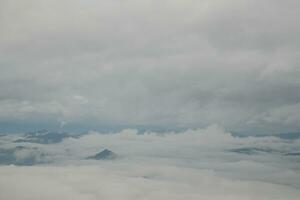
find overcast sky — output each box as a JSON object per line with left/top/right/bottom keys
{"left": 0, "top": 0, "right": 300, "bottom": 134}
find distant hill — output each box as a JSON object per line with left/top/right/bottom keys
{"left": 230, "top": 131, "right": 300, "bottom": 140}
{"left": 14, "top": 129, "right": 71, "bottom": 144}
{"left": 228, "top": 147, "right": 277, "bottom": 155}
{"left": 276, "top": 132, "right": 300, "bottom": 140}
{"left": 285, "top": 152, "right": 300, "bottom": 156}
{"left": 0, "top": 146, "right": 48, "bottom": 166}
{"left": 86, "top": 149, "right": 118, "bottom": 160}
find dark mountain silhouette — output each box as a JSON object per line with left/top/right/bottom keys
{"left": 86, "top": 149, "right": 117, "bottom": 160}
{"left": 0, "top": 146, "right": 47, "bottom": 166}
{"left": 14, "top": 129, "right": 71, "bottom": 144}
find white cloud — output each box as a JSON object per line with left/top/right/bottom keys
{"left": 3, "top": 125, "right": 296, "bottom": 185}
{"left": 0, "top": 164, "right": 299, "bottom": 200}
{"left": 1, "top": 125, "right": 300, "bottom": 199}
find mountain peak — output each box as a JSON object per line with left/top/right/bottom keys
{"left": 87, "top": 149, "right": 117, "bottom": 160}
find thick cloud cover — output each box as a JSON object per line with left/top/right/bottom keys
{"left": 1, "top": 165, "right": 300, "bottom": 200}
{"left": 0, "top": 126, "right": 300, "bottom": 199}
{"left": 0, "top": 0, "right": 300, "bottom": 133}
{"left": 1, "top": 1, "right": 300, "bottom": 197}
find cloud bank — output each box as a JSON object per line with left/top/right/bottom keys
{"left": 1, "top": 125, "right": 300, "bottom": 199}
{"left": 1, "top": 125, "right": 300, "bottom": 189}
{"left": 1, "top": 164, "right": 300, "bottom": 200}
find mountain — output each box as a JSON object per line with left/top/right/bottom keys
{"left": 87, "top": 149, "right": 118, "bottom": 160}
{"left": 228, "top": 147, "right": 277, "bottom": 155}
{"left": 0, "top": 146, "right": 47, "bottom": 166}
{"left": 285, "top": 152, "right": 300, "bottom": 156}
{"left": 14, "top": 129, "right": 71, "bottom": 144}
{"left": 276, "top": 132, "right": 300, "bottom": 140}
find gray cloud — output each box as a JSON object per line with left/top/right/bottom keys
{"left": 0, "top": 0, "right": 300, "bottom": 133}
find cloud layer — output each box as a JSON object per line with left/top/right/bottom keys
{"left": 1, "top": 125, "right": 300, "bottom": 199}
{"left": 1, "top": 164, "right": 300, "bottom": 200}
{"left": 1, "top": 126, "right": 300, "bottom": 185}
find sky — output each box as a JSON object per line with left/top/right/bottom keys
{"left": 1, "top": 0, "right": 300, "bottom": 134}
